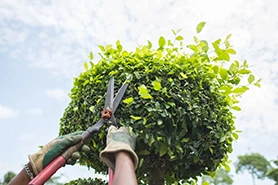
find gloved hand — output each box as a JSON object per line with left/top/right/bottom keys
{"left": 28, "top": 131, "right": 90, "bottom": 175}
{"left": 100, "top": 126, "right": 138, "bottom": 171}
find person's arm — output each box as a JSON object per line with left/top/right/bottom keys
{"left": 100, "top": 126, "right": 138, "bottom": 185}
{"left": 113, "top": 151, "right": 137, "bottom": 185}
{"left": 8, "top": 163, "right": 33, "bottom": 185}
{"left": 8, "top": 131, "right": 89, "bottom": 185}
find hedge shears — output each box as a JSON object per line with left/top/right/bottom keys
{"left": 29, "top": 76, "right": 130, "bottom": 185}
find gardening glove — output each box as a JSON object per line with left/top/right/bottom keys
{"left": 100, "top": 125, "right": 138, "bottom": 171}
{"left": 28, "top": 131, "right": 90, "bottom": 175}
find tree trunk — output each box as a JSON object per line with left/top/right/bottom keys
{"left": 149, "top": 166, "right": 165, "bottom": 185}
{"left": 252, "top": 172, "right": 255, "bottom": 185}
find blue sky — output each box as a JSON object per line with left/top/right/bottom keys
{"left": 0, "top": 0, "right": 278, "bottom": 184}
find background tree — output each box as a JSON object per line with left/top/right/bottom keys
{"left": 45, "top": 174, "right": 65, "bottom": 185}
{"left": 0, "top": 171, "right": 16, "bottom": 185}
{"left": 0, "top": 171, "right": 64, "bottom": 185}
{"left": 235, "top": 153, "right": 270, "bottom": 185}
{"left": 202, "top": 169, "right": 233, "bottom": 185}
{"left": 59, "top": 22, "right": 260, "bottom": 185}
{"left": 266, "top": 159, "right": 278, "bottom": 184}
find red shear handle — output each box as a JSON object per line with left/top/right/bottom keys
{"left": 28, "top": 156, "right": 66, "bottom": 185}
{"left": 108, "top": 168, "right": 114, "bottom": 185}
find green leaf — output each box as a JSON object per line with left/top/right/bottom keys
{"left": 117, "top": 45, "right": 123, "bottom": 52}
{"left": 159, "top": 142, "right": 168, "bottom": 156}
{"left": 130, "top": 115, "right": 142, "bottom": 120}
{"left": 89, "top": 106, "right": 95, "bottom": 112}
{"left": 248, "top": 74, "right": 255, "bottom": 84}
{"left": 212, "top": 65, "right": 219, "bottom": 73}
{"left": 147, "top": 40, "right": 152, "bottom": 49}
{"left": 157, "top": 50, "right": 163, "bottom": 58}
{"left": 152, "top": 81, "right": 161, "bottom": 91}
{"left": 224, "top": 164, "right": 231, "bottom": 172}
{"left": 84, "top": 62, "right": 88, "bottom": 71}
{"left": 89, "top": 61, "right": 94, "bottom": 68}
{"left": 209, "top": 147, "right": 214, "bottom": 154}
{"left": 220, "top": 68, "right": 228, "bottom": 80}
{"left": 73, "top": 107, "right": 78, "bottom": 112}
{"left": 225, "top": 40, "right": 230, "bottom": 48}
{"left": 138, "top": 150, "right": 150, "bottom": 155}
{"left": 83, "top": 79, "right": 89, "bottom": 86}
{"left": 225, "top": 34, "right": 232, "bottom": 41}
{"left": 193, "top": 36, "right": 199, "bottom": 43}
{"left": 219, "top": 85, "right": 233, "bottom": 94}
{"left": 159, "top": 36, "right": 166, "bottom": 47}
{"left": 229, "top": 63, "right": 238, "bottom": 74}
{"left": 215, "top": 38, "right": 221, "bottom": 44}
{"left": 232, "top": 132, "right": 239, "bottom": 140}
{"left": 176, "top": 145, "right": 184, "bottom": 153}
{"left": 226, "top": 48, "right": 236, "bottom": 54}
{"left": 139, "top": 158, "right": 144, "bottom": 168}
{"left": 180, "top": 72, "right": 188, "bottom": 79}
{"left": 181, "top": 138, "right": 190, "bottom": 143}
{"left": 254, "top": 78, "right": 262, "bottom": 87}
{"left": 122, "top": 51, "right": 129, "bottom": 57}
{"left": 217, "top": 52, "right": 230, "bottom": 61}
{"left": 212, "top": 40, "right": 221, "bottom": 54}
{"left": 176, "top": 36, "right": 183, "bottom": 41}
{"left": 220, "top": 136, "right": 226, "bottom": 142}
{"left": 138, "top": 85, "right": 153, "bottom": 99}
{"left": 238, "top": 69, "right": 251, "bottom": 74}
{"left": 168, "top": 39, "right": 173, "bottom": 46}
{"left": 98, "top": 45, "right": 105, "bottom": 51}
{"left": 116, "top": 40, "right": 120, "bottom": 46}
{"left": 148, "top": 135, "right": 155, "bottom": 146}
{"left": 232, "top": 86, "right": 249, "bottom": 95}
{"left": 187, "top": 44, "right": 197, "bottom": 52}
{"left": 202, "top": 182, "right": 209, "bottom": 185}
{"left": 232, "top": 106, "right": 241, "bottom": 111}
{"left": 254, "top": 83, "right": 261, "bottom": 88}
{"left": 196, "top": 22, "right": 206, "bottom": 33}
{"left": 157, "top": 119, "right": 163, "bottom": 125}
{"left": 123, "top": 97, "right": 134, "bottom": 104}
{"left": 88, "top": 52, "right": 94, "bottom": 60}
{"left": 199, "top": 40, "right": 209, "bottom": 52}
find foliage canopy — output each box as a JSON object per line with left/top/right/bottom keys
{"left": 267, "top": 160, "right": 278, "bottom": 184}
{"left": 202, "top": 169, "right": 233, "bottom": 185}
{"left": 235, "top": 153, "right": 270, "bottom": 185}
{"left": 59, "top": 23, "right": 260, "bottom": 184}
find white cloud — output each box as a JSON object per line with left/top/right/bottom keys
{"left": 0, "top": 0, "right": 276, "bottom": 78}
{"left": 0, "top": 105, "right": 18, "bottom": 119}
{"left": 45, "top": 89, "right": 68, "bottom": 102}
{"left": 26, "top": 108, "right": 43, "bottom": 116}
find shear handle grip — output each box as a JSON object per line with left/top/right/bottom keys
{"left": 28, "top": 156, "right": 66, "bottom": 185}
{"left": 29, "top": 125, "right": 101, "bottom": 185}
{"left": 28, "top": 141, "right": 85, "bottom": 185}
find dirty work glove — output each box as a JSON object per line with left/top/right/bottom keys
{"left": 100, "top": 126, "right": 138, "bottom": 171}
{"left": 28, "top": 131, "right": 90, "bottom": 175}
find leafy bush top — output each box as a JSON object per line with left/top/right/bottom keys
{"left": 65, "top": 177, "right": 106, "bottom": 185}
{"left": 60, "top": 23, "right": 260, "bottom": 184}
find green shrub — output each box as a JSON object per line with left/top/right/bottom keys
{"left": 60, "top": 23, "right": 260, "bottom": 184}
{"left": 65, "top": 177, "right": 106, "bottom": 185}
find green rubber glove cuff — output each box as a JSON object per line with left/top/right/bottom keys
{"left": 28, "top": 131, "right": 84, "bottom": 175}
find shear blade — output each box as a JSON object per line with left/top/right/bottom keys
{"left": 104, "top": 77, "right": 114, "bottom": 110}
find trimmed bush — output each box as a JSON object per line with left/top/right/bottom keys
{"left": 60, "top": 23, "right": 260, "bottom": 184}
